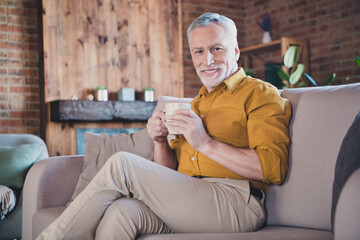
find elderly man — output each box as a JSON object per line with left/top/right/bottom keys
{"left": 37, "top": 12, "right": 291, "bottom": 240}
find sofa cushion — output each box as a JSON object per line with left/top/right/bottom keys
{"left": 32, "top": 210, "right": 333, "bottom": 240}
{"left": 70, "top": 129, "right": 154, "bottom": 202}
{"left": 266, "top": 83, "right": 360, "bottom": 230}
{"left": 138, "top": 226, "right": 332, "bottom": 240}
{"left": 331, "top": 111, "right": 360, "bottom": 231}
{"left": 0, "top": 143, "right": 45, "bottom": 188}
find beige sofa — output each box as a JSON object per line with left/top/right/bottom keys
{"left": 23, "top": 83, "right": 360, "bottom": 240}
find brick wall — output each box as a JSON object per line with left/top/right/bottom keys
{"left": 0, "top": 0, "right": 39, "bottom": 134}
{"left": 242, "top": 0, "right": 360, "bottom": 86}
{"left": 182, "top": 0, "right": 360, "bottom": 97}
{"left": 1, "top": 0, "right": 359, "bottom": 135}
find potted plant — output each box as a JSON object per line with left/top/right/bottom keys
{"left": 95, "top": 85, "right": 108, "bottom": 101}
{"left": 277, "top": 46, "right": 336, "bottom": 88}
{"left": 257, "top": 14, "right": 271, "bottom": 43}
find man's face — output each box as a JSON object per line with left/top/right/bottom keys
{"left": 189, "top": 23, "right": 239, "bottom": 92}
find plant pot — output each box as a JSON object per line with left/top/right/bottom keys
{"left": 262, "top": 31, "right": 271, "bottom": 43}
{"left": 96, "top": 89, "right": 108, "bottom": 101}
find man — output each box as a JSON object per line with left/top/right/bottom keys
{"left": 37, "top": 12, "right": 291, "bottom": 240}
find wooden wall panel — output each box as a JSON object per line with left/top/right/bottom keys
{"left": 42, "top": 0, "right": 183, "bottom": 156}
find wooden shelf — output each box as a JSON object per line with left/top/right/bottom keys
{"left": 240, "top": 37, "right": 309, "bottom": 73}
{"left": 240, "top": 39, "right": 282, "bottom": 55}
{"left": 50, "top": 100, "right": 157, "bottom": 122}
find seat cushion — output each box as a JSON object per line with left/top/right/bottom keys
{"left": 33, "top": 207, "right": 65, "bottom": 239}
{"left": 33, "top": 210, "right": 333, "bottom": 240}
{"left": 138, "top": 226, "right": 332, "bottom": 240}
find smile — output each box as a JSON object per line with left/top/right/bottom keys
{"left": 202, "top": 68, "right": 219, "bottom": 76}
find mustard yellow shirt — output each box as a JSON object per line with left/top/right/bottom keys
{"left": 170, "top": 68, "right": 292, "bottom": 192}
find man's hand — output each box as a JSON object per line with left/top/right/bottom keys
{"left": 166, "top": 109, "right": 263, "bottom": 180}
{"left": 147, "top": 110, "right": 168, "bottom": 143}
{"left": 166, "top": 109, "right": 212, "bottom": 151}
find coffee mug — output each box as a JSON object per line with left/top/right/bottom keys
{"left": 164, "top": 102, "right": 191, "bottom": 134}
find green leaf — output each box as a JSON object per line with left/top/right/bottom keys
{"left": 296, "top": 82, "right": 307, "bottom": 87}
{"left": 283, "top": 46, "right": 298, "bottom": 68}
{"left": 277, "top": 69, "right": 289, "bottom": 80}
{"left": 143, "top": 87, "right": 154, "bottom": 91}
{"left": 355, "top": 56, "right": 360, "bottom": 68}
{"left": 282, "top": 80, "right": 290, "bottom": 88}
{"left": 304, "top": 73, "right": 318, "bottom": 86}
{"left": 324, "top": 73, "right": 336, "bottom": 86}
{"left": 289, "top": 63, "right": 305, "bottom": 85}
{"left": 95, "top": 85, "right": 108, "bottom": 90}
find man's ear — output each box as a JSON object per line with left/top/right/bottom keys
{"left": 235, "top": 46, "right": 240, "bottom": 61}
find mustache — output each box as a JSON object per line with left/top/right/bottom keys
{"left": 198, "top": 66, "right": 221, "bottom": 72}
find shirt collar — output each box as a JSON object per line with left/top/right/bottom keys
{"left": 224, "top": 67, "right": 247, "bottom": 93}
{"left": 198, "top": 67, "right": 247, "bottom": 96}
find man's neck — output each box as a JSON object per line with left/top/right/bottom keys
{"left": 206, "top": 66, "right": 239, "bottom": 93}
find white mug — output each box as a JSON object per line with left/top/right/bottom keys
{"left": 165, "top": 102, "right": 191, "bottom": 135}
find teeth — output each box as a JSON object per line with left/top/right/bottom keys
{"left": 204, "top": 69, "right": 217, "bottom": 73}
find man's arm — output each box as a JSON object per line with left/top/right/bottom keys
{"left": 199, "top": 139, "right": 263, "bottom": 180}
{"left": 147, "top": 110, "right": 177, "bottom": 170}
{"left": 166, "top": 109, "right": 263, "bottom": 180}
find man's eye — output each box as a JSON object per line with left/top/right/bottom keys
{"left": 194, "top": 50, "right": 202, "bottom": 54}
{"left": 214, "top": 47, "right": 222, "bottom": 52}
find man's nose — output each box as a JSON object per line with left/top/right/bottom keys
{"left": 204, "top": 51, "right": 214, "bottom": 66}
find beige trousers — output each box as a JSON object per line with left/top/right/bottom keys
{"left": 37, "top": 152, "right": 266, "bottom": 240}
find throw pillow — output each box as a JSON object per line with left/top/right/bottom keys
{"left": 0, "top": 185, "right": 16, "bottom": 220}
{"left": 0, "top": 143, "right": 45, "bottom": 189}
{"left": 70, "top": 128, "right": 154, "bottom": 201}
{"left": 331, "top": 111, "right": 360, "bottom": 231}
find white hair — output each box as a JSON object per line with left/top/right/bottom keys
{"left": 187, "top": 12, "right": 238, "bottom": 46}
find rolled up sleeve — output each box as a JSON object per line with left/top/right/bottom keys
{"left": 247, "top": 84, "right": 292, "bottom": 184}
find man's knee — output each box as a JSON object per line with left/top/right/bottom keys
{"left": 109, "top": 151, "right": 131, "bottom": 162}
{"left": 104, "top": 151, "right": 133, "bottom": 171}
{"left": 107, "top": 151, "right": 150, "bottom": 170}
{"left": 108, "top": 198, "right": 143, "bottom": 221}
{"left": 95, "top": 199, "right": 153, "bottom": 239}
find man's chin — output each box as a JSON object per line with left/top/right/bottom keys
{"left": 199, "top": 77, "right": 224, "bottom": 90}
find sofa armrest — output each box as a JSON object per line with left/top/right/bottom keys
{"left": 22, "top": 155, "right": 84, "bottom": 240}
{"left": 334, "top": 168, "right": 360, "bottom": 240}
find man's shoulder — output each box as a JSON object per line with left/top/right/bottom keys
{"left": 238, "top": 76, "right": 279, "bottom": 95}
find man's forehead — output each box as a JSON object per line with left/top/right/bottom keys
{"left": 191, "top": 23, "right": 226, "bottom": 36}
{"left": 189, "top": 24, "right": 230, "bottom": 46}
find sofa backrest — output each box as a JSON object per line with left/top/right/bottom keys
{"left": 265, "top": 83, "right": 360, "bottom": 231}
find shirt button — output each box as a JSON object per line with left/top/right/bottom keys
{"left": 190, "top": 157, "right": 195, "bottom": 161}
{"left": 200, "top": 114, "right": 204, "bottom": 118}
{"left": 223, "top": 89, "right": 226, "bottom": 93}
